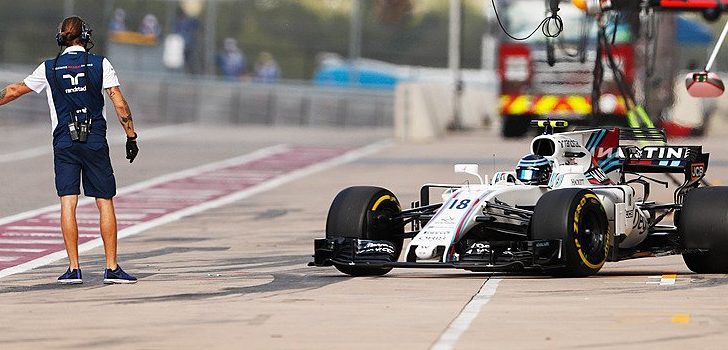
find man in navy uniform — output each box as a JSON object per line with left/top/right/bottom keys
{"left": 0, "top": 16, "right": 139, "bottom": 284}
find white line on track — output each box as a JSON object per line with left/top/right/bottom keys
{"left": 0, "top": 123, "right": 192, "bottom": 163}
{"left": 0, "top": 144, "right": 288, "bottom": 228}
{"left": 3, "top": 232, "right": 97, "bottom": 238}
{"left": 0, "top": 140, "right": 392, "bottom": 279}
{"left": 432, "top": 278, "right": 502, "bottom": 350}
{"left": 7, "top": 226, "right": 66, "bottom": 231}
{"left": 0, "top": 239, "right": 65, "bottom": 245}
{"left": 0, "top": 248, "right": 46, "bottom": 253}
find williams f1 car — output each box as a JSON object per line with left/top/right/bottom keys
{"left": 311, "top": 121, "right": 728, "bottom": 277}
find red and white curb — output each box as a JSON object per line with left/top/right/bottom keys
{"left": 0, "top": 141, "right": 391, "bottom": 279}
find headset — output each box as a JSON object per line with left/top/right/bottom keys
{"left": 56, "top": 17, "right": 92, "bottom": 47}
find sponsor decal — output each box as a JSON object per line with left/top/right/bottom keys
{"left": 535, "top": 241, "right": 551, "bottom": 248}
{"left": 53, "top": 64, "right": 93, "bottom": 71}
{"left": 465, "top": 242, "right": 491, "bottom": 255}
{"left": 418, "top": 230, "right": 451, "bottom": 241}
{"left": 558, "top": 139, "right": 580, "bottom": 148}
{"left": 63, "top": 72, "right": 87, "bottom": 94}
{"left": 63, "top": 72, "right": 85, "bottom": 86}
{"left": 573, "top": 194, "right": 609, "bottom": 269}
{"left": 625, "top": 146, "right": 692, "bottom": 160}
{"left": 642, "top": 146, "right": 690, "bottom": 159}
{"left": 691, "top": 163, "right": 705, "bottom": 180}
{"left": 571, "top": 178, "right": 586, "bottom": 186}
{"left": 64, "top": 86, "right": 87, "bottom": 94}
{"left": 357, "top": 241, "right": 395, "bottom": 255}
{"left": 438, "top": 216, "right": 456, "bottom": 225}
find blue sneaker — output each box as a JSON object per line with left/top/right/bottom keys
{"left": 58, "top": 268, "right": 82, "bottom": 285}
{"left": 103, "top": 265, "right": 137, "bottom": 284}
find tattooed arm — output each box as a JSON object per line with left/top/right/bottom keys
{"left": 104, "top": 86, "right": 136, "bottom": 138}
{"left": 0, "top": 81, "right": 32, "bottom": 106}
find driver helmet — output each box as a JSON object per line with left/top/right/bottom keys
{"left": 516, "top": 154, "right": 552, "bottom": 185}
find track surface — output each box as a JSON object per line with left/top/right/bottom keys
{"left": 0, "top": 144, "right": 351, "bottom": 275}
{"left": 1, "top": 123, "right": 727, "bottom": 349}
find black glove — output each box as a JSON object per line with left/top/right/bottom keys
{"left": 126, "top": 133, "right": 139, "bottom": 163}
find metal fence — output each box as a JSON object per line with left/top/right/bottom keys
{"left": 0, "top": 72, "right": 394, "bottom": 128}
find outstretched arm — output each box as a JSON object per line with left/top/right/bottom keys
{"left": 0, "top": 82, "right": 32, "bottom": 106}
{"left": 104, "top": 86, "right": 136, "bottom": 138}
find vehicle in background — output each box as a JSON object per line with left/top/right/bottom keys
{"left": 497, "top": 0, "right": 635, "bottom": 137}
{"left": 312, "top": 55, "right": 496, "bottom": 90}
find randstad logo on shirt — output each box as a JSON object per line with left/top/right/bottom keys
{"left": 63, "top": 72, "right": 87, "bottom": 94}
{"left": 65, "top": 86, "right": 87, "bottom": 93}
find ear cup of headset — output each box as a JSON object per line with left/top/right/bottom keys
{"left": 80, "top": 22, "right": 92, "bottom": 44}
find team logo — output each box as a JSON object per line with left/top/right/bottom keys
{"left": 63, "top": 72, "right": 87, "bottom": 93}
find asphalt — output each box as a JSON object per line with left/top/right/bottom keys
{"left": 0, "top": 122, "right": 727, "bottom": 349}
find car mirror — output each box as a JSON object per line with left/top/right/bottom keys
{"left": 454, "top": 164, "right": 484, "bottom": 185}
{"left": 686, "top": 71, "right": 725, "bottom": 98}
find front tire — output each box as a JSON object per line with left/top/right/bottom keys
{"left": 531, "top": 189, "right": 610, "bottom": 277}
{"left": 325, "top": 186, "right": 404, "bottom": 276}
{"left": 679, "top": 187, "right": 728, "bottom": 273}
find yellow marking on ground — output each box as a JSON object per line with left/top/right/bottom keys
{"left": 660, "top": 274, "right": 677, "bottom": 285}
{"left": 671, "top": 314, "right": 691, "bottom": 324}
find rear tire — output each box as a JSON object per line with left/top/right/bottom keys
{"left": 679, "top": 187, "right": 728, "bottom": 273}
{"left": 326, "top": 186, "right": 404, "bottom": 276}
{"left": 531, "top": 189, "right": 610, "bottom": 277}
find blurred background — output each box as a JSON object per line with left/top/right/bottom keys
{"left": 0, "top": 0, "right": 727, "bottom": 138}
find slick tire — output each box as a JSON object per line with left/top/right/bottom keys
{"left": 326, "top": 186, "right": 404, "bottom": 276}
{"left": 679, "top": 187, "right": 728, "bottom": 273}
{"left": 532, "top": 189, "right": 610, "bottom": 277}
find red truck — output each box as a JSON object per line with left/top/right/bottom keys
{"left": 497, "top": 0, "right": 636, "bottom": 137}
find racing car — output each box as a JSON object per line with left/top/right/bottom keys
{"left": 310, "top": 121, "right": 728, "bottom": 277}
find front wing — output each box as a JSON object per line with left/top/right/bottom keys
{"left": 310, "top": 237, "right": 565, "bottom": 273}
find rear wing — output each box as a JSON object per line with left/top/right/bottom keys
{"left": 619, "top": 128, "right": 667, "bottom": 144}
{"left": 621, "top": 145, "right": 709, "bottom": 186}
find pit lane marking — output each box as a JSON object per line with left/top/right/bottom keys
{"left": 432, "top": 278, "right": 502, "bottom": 350}
{"left": 0, "top": 140, "right": 391, "bottom": 279}
{"left": 672, "top": 313, "right": 691, "bottom": 324}
{"left": 647, "top": 274, "right": 678, "bottom": 285}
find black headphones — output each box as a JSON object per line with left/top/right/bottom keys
{"left": 56, "top": 17, "right": 92, "bottom": 47}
